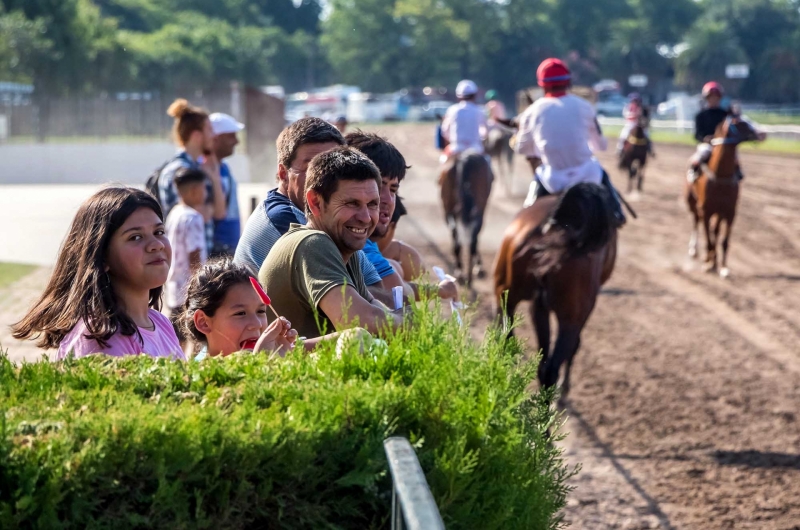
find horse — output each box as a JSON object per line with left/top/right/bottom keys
{"left": 439, "top": 145, "right": 493, "bottom": 286}
{"left": 618, "top": 115, "right": 649, "bottom": 194}
{"left": 484, "top": 124, "right": 515, "bottom": 195}
{"left": 685, "top": 115, "right": 761, "bottom": 278}
{"left": 493, "top": 183, "right": 617, "bottom": 401}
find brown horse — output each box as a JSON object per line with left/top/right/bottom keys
{"left": 618, "top": 115, "right": 649, "bottom": 194}
{"left": 685, "top": 115, "right": 762, "bottom": 278}
{"left": 439, "top": 151, "right": 493, "bottom": 286}
{"left": 493, "top": 183, "right": 617, "bottom": 399}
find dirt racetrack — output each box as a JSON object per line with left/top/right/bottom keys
{"left": 381, "top": 123, "right": 800, "bottom": 529}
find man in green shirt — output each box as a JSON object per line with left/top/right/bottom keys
{"left": 259, "top": 146, "right": 406, "bottom": 338}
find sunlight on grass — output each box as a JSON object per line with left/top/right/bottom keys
{"left": 0, "top": 263, "right": 36, "bottom": 289}
{"left": 603, "top": 125, "right": 800, "bottom": 155}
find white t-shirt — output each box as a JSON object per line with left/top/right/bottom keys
{"left": 515, "top": 94, "right": 608, "bottom": 194}
{"left": 441, "top": 101, "right": 487, "bottom": 154}
{"left": 165, "top": 203, "right": 207, "bottom": 309}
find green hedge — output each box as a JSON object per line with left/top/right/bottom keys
{"left": 0, "top": 302, "right": 573, "bottom": 529}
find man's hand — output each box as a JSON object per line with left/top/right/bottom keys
{"left": 437, "top": 278, "right": 459, "bottom": 300}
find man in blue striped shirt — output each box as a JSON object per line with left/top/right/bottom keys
{"left": 234, "top": 117, "right": 388, "bottom": 301}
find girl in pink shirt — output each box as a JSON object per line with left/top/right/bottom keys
{"left": 13, "top": 187, "right": 184, "bottom": 360}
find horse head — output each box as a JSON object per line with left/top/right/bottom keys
{"left": 712, "top": 114, "right": 760, "bottom": 147}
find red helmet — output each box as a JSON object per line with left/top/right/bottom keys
{"left": 702, "top": 81, "right": 723, "bottom": 98}
{"left": 537, "top": 58, "right": 571, "bottom": 88}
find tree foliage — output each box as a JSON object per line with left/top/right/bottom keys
{"left": 1, "top": 0, "right": 799, "bottom": 102}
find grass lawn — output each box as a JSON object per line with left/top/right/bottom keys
{"left": 743, "top": 111, "right": 800, "bottom": 126}
{"left": 0, "top": 262, "right": 37, "bottom": 289}
{"left": 603, "top": 125, "right": 800, "bottom": 155}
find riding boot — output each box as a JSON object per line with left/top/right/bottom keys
{"left": 601, "top": 171, "right": 626, "bottom": 227}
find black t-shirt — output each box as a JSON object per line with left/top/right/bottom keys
{"left": 695, "top": 108, "right": 728, "bottom": 143}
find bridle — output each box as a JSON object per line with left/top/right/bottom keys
{"left": 710, "top": 116, "right": 741, "bottom": 146}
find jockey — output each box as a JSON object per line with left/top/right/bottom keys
{"left": 687, "top": 81, "right": 765, "bottom": 182}
{"left": 440, "top": 80, "right": 487, "bottom": 160}
{"left": 516, "top": 58, "right": 626, "bottom": 226}
{"left": 484, "top": 90, "right": 507, "bottom": 126}
{"left": 617, "top": 92, "right": 653, "bottom": 155}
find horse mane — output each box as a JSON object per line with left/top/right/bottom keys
{"left": 517, "top": 183, "right": 615, "bottom": 278}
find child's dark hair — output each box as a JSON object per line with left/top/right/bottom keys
{"left": 174, "top": 167, "right": 207, "bottom": 190}
{"left": 179, "top": 256, "right": 252, "bottom": 345}
{"left": 13, "top": 187, "right": 164, "bottom": 349}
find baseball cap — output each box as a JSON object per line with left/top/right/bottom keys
{"left": 209, "top": 112, "right": 245, "bottom": 135}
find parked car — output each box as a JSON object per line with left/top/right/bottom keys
{"left": 594, "top": 93, "right": 627, "bottom": 117}
{"left": 412, "top": 100, "right": 451, "bottom": 121}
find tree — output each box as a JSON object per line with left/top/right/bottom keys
{"left": 674, "top": 18, "right": 748, "bottom": 92}
{"left": 0, "top": 9, "right": 53, "bottom": 83}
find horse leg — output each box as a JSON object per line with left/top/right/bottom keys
{"left": 559, "top": 335, "right": 581, "bottom": 408}
{"left": 703, "top": 214, "right": 717, "bottom": 272}
{"left": 719, "top": 217, "right": 733, "bottom": 278}
{"left": 539, "top": 324, "right": 581, "bottom": 398}
{"left": 531, "top": 291, "right": 551, "bottom": 383}
{"left": 469, "top": 213, "right": 486, "bottom": 281}
{"left": 637, "top": 159, "right": 644, "bottom": 192}
{"left": 448, "top": 215, "right": 463, "bottom": 281}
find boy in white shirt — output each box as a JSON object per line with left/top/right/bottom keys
{"left": 165, "top": 168, "right": 208, "bottom": 326}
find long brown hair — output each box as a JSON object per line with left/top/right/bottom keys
{"left": 167, "top": 98, "right": 209, "bottom": 146}
{"left": 12, "top": 187, "right": 165, "bottom": 349}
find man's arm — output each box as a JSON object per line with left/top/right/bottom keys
{"left": 203, "top": 154, "right": 227, "bottom": 221}
{"left": 318, "top": 284, "right": 404, "bottom": 336}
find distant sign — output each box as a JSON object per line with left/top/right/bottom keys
{"left": 628, "top": 74, "right": 648, "bottom": 87}
{"left": 725, "top": 64, "right": 750, "bottom": 79}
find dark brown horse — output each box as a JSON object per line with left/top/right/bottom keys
{"left": 618, "top": 115, "right": 649, "bottom": 194}
{"left": 439, "top": 150, "right": 493, "bottom": 286}
{"left": 685, "top": 115, "right": 762, "bottom": 278}
{"left": 493, "top": 183, "right": 617, "bottom": 400}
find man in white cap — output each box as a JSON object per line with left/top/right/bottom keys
{"left": 440, "top": 80, "right": 487, "bottom": 162}
{"left": 208, "top": 112, "right": 244, "bottom": 255}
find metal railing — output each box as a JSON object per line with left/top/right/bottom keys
{"left": 383, "top": 437, "right": 445, "bottom": 530}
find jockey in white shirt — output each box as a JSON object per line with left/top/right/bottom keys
{"left": 440, "top": 80, "right": 487, "bottom": 159}
{"left": 516, "top": 57, "right": 626, "bottom": 225}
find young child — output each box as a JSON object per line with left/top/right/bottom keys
{"left": 13, "top": 187, "right": 184, "bottom": 360}
{"left": 164, "top": 167, "right": 208, "bottom": 321}
{"left": 180, "top": 257, "right": 361, "bottom": 359}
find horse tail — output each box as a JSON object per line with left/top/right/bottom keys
{"left": 524, "top": 183, "right": 615, "bottom": 278}
{"left": 458, "top": 154, "right": 482, "bottom": 225}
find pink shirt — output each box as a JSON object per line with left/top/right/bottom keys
{"left": 56, "top": 309, "right": 185, "bottom": 361}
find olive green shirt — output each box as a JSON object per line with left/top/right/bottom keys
{"left": 258, "top": 224, "right": 373, "bottom": 338}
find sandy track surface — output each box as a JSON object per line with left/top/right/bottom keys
{"left": 3, "top": 123, "right": 798, "bottom": 528}
{"left": 382, "top": 123, "right": 800, "bottom": 529}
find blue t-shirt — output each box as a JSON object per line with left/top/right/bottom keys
{"left": 362, "top": 239, "right": 395, "bottom": 279}
{"left": 212, "top": 161, "right": 241, "bottom": 253}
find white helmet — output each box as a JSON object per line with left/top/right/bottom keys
{"left": 455, "top": 79, "right": 478, "bottom": 98}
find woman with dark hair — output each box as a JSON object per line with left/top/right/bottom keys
{"left": 13, "top": 187, "right": 184, "bottom": 360}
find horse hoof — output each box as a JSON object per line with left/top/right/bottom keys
{"left": 688, "top": 247, "right": 697, "bottom": 259}
{"left": 720, "top": 267, "right": 731, "bottom": 279}
{"left": 474, "top": 267, "right": 486, "bottom": 280}
{"left": 704, "top": 263, "right": 717, "bottom": 274}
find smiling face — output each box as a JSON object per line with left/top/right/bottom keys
{"left": 373, "top": 175, "right": 399, "bottom": 239}
{"left": 308, "top": 179, "right": 379, "bottom": 259}
{"left": 194, "top": 282, "right": 268, "bottom": 356}
{"left": 278, "top": 141, "right": 341, "bottom": 210}
{"left": 104, "top": 207, "right": 171, "bottom": 295}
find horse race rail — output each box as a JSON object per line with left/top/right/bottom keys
{"left": 383, "top": 437, "right": 445, "bottom": 530}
